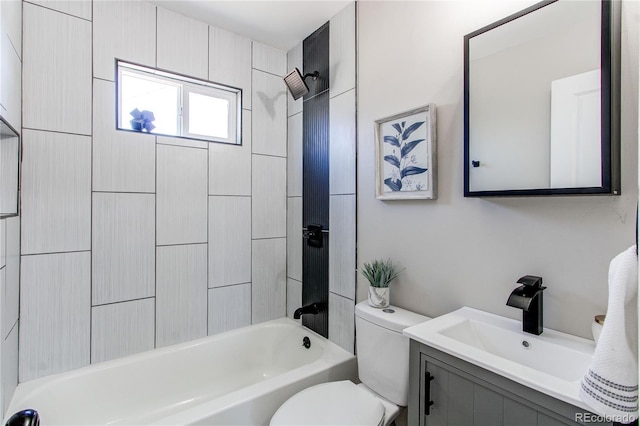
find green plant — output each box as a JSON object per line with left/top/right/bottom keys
{"left": 360, "top": 259, "right": 403, "bottom": 288}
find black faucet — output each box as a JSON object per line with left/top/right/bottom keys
{"left": 6, "top": 409, "right": 40, "bottom": 426}
{"left": 506, "top": 275, "right": 546, "bottom": 335}
{"left": 293, "top": 303, "right": 320, "bottom": 319}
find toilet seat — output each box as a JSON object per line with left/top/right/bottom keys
{"left": 270, "top": 380, "right": 385, "bottom": 426}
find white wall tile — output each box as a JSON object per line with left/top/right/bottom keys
{"left": 287, "top": 112, "right": 303, "bottom": 197}
{"left": 157, "top": 8, "right": 208, "bottom": 80}
{"left": 156, "top": 244, "right": 208, "bottom": 347}
{"left": 93, "top": 0, "right": 156, "bottom": 81}
{"left": 0, "top": 220, "right": 4, "bottom": 268}
{"left": 21, "top": 130, "right": 91, "bottom": 255}
{"left": 91, "top": 298, "right": 155, "bottom": 364}
{"left": 286, "top": 43, "right": 303, "bottom": 117}
{"left": 252, "top": 41, "right": 286, "bottom": 76}
{"left": 252, "top": 70, "right": 287, "bottom": 157}
{"left": 29, "top": 0, "right": 91, "bottom": 20}
{"left": 2, "top": 0, "right": 22, "bottom": 58}
{"left": 330, "top": 89, "right": 356, "bottom": 195}
{"left": 252, "top": 238, "right": 286, "bottom": 324}
{"left": 20, "top": 252, "right": 91, "bottom": 381}
{"left": 0, "top": 269, "right": 4, "bottom": 337}
{"left": 329, "top": 292, "right": 355, "bottom": 354}
{"left": 93, "top": 79, "right": 156, "bottom": 193}
{"left": 209, "top": 110, "right": 252, "bottom": 196}
{"left": 329, "top": 2, "right": 356, "bottom": 97}
{"left": 252, "top": 155, "right": 287, "bottom": 239}
{"left": 157, "top": 144, "right": 208, "bottom": 245}
{"left": 23, "top": 3, "right": 91, "bottom": 134}
{"left": 329, "top": 195, "right": 356, "bottom": 299}
{"left": 287, "top": 197, "right": 302, "bottom": 281}
{"left": 209, "top": 26, "right": 252, "bottom": 110}
{"left": 209, "top": 196, "right": 251, "bottom": 287}
{"left": 0, "top": 134, "right": 19, "bottom": 217}
{"left": 208, "top": 284, "right": 251, "bottom": 335}
{"left": 92, "top": 193, "right": 155, "bottom": 305}
{"left": 1, "top": 33, "right": 21, "bottom": 129}
{"left": 4, "top": 217, "right": 19, "bottom": 339}
{"left": 157, "top": 135, "right": 207, "bottom": 150}
{"left": 286, "top": 278, "right": 302, "bottom": 323}
{"left": 2, "top": 322, "right": 18, "bottom": 415}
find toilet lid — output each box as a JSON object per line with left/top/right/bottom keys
{"left": 270, "top": 381, "right": 385, "bottom": 426}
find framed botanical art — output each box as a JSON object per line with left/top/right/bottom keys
{"left": 375, "top": 104, "right": 437, "bottom": 200}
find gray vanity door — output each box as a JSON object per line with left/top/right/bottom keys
{"left": 419, "top": 354, "right": 577, "bottom": 426}
{"left": 419, "top": 359, "right": 474, "bottom": 426}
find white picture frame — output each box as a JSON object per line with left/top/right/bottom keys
{"left": 375, "top": 104, "right": 437, "bottom": 200}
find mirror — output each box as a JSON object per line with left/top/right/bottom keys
{"left": 0, "top": 117, "right": 20, "bottom": 218}
{"left": 464, "top": 0, "right": 620, "bottom": 196}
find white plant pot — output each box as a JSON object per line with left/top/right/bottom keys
{"left": 368, "top": 286, "right": 390, "bottom": 308}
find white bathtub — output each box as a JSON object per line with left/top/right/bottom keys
{"left": 4, "top": 318, "right": 357, "bottom": 425}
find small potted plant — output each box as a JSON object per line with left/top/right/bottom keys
{"left": 360, "top": 259, "right": 402, "bottom": 308}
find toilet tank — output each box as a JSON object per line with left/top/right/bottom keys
{"left": 355, "top": 301, "right": 430, "bottom": 406}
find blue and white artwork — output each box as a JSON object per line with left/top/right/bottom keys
{"left": 376, "top": 105, "right": 436, "bottom": 200}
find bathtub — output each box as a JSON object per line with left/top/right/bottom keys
{"left": 4, "top": 318, "right": 357, "bottom": 425}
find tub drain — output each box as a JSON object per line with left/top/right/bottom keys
{"left": 302, "top": 336, "right": 311, "bottom": 349}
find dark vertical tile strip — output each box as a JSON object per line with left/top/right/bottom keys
{"left": 303, "top": 22, "right": 329, "bottom": 100}
{"left": 302, "top": 234, "right": 329, "bottom": 337}
{"left": 302, "top": 91, "right": 329, "bottom": 228}
{"left": 301, "top": 23, "right": 329, "bottom": 338}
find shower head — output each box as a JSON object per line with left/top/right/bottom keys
{"left": 283, "top": 68, "right": 319, "bottom": 100}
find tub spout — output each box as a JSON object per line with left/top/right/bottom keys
{"left": 6, "top": 409, "right": 40, "bottom": 426}
{"left": 293, "top": 303, "right": 320, "bottom": 319}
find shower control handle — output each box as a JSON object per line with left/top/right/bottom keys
{"left": 302, "top": 225, "right": 327, "bottom": 248}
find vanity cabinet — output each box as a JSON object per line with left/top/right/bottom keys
{"left": 408, "top": 340, "right": 614, "bottom": 426}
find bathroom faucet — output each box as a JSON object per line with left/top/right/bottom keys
{"left": 293, "top": 303, "right": 320, "bottom": 319}
{"left": 506, "top": 275, "right": 546, "bottom": 335}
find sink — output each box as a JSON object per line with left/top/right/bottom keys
{"left": 403, "top": 307, "right": 595, "bottom": 409}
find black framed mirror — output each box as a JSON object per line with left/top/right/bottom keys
{"left": 0, "top": 116, "right": 20, "bottom": 218}
{"left": 464, "top": 0, "right": 620, "bottom": 197}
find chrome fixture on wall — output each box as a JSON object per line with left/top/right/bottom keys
{"left": 283, "top": 68, "right": 320, "bottom": 100}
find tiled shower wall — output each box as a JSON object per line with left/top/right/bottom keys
{"left": 286, "top": 3, "right": 356, "bottom": 353}
{"left": 0, "top": 0, "right": 22, "bottom": 414}
{"left": 20, "top": 0, "right": 287, "bottom": 382}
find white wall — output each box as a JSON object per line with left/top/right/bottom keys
{"left": 357, "top": 0, "right": 639, "bottom": 339}
{"left": 20, "top": 0, "right": 287, "bottom": 382}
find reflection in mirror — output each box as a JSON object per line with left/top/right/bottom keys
{"left": 464, "top": 0, "right": 620, "bottom": 196}
{"left": 0, "top": 117, "right": 20, "bottom": 218}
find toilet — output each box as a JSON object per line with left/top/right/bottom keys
{"left": 271, "top": 301, "right": 430, "bottom": 426}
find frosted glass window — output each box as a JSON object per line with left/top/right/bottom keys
{"left": 186, "top": 92, "right": 229, "bottom": 139}
{"left": 120, "top": 71, "right": 180, "bottom": 135}
{"left": 116, "top": 61, "right": 241, "bottom": 145}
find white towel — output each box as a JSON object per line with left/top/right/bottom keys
{"left": 579, "top": 245, "right": 638, "bottom": 423}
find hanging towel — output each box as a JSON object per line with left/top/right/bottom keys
{"left": 579, "top": 245, "right": 638, "bottom": 423}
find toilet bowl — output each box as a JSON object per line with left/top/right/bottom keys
{"left": 270, "top": 301, "right": 430, "bottom": 426}
{"left": 270, "top": 381, "right": 386, "bottom": 425}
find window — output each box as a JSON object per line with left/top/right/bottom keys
{"left": 116, "top": 60, "right": 242, "bottom": 145}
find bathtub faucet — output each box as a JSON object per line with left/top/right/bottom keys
{"left": 293, "top": 303, "right": 320, "bottom": 319}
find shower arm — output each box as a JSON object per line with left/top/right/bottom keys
{"left": 302, "top": 71, "right": 319, "bottom": 81}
